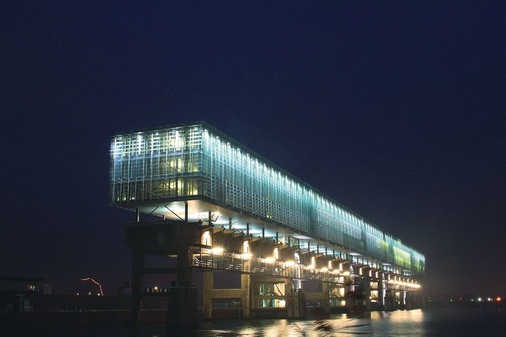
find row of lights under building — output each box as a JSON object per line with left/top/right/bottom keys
{"left": 205, "top": 246, "right": 421, "bottom": 289}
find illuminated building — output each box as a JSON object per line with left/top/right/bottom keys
{"left": 111, "top": 121, "right": 425, "bottom": 320}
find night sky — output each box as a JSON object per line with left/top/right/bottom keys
{"left": 2, "top": 2, "right": 505, "bottom": 297}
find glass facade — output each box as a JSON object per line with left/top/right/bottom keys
{"left": 110, "top": 122, "right": 425, "bottom": 275}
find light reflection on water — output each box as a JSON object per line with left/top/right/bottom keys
{"left": 370, "top": 307, "right": 506, "bottom": 337}
{"left": 185, "top": 308, "right": 506, "bottom": 337}
{"left": 193, "top": 314, "right": 374, "bottom": 337}
{"left": 370, "top": 309, "right": 426, "bottom": 336}
{"left": 9, "top": 307, "right": 506, "bottom": 337}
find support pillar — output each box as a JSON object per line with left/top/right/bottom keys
{"left": 361, "top": 278, "right": 371, "bottom": 312}
{"left": 384, "top": 289, "right": 395, "bottom": 311}
{"left": 378, "top": 273, "right": 385, "bottom": 308}
{"left": 401, "top": 289, "right": 407, "bottom": 308}
{"left": 296, "top": 288, "right": 307, "bottom": 319}
{"left": 202, "top": 271, "right": 214, "bottom": 319}
{"left": 131, "top": 250, "right": 144, "bottom": 323}
{"left": 241, "top": 274, "right": 251, "bottom": 319}
{"left": 321, "top": 282, "right": 330, "bottom": 314}
{"left": 287, "top": 279, "right": 306, "bottom": 319}
{"left": 176, "top": 241, "right": 190, "bottom": 283}
{"left": 124, "top": 219, "right": 201, "bottom": 328}
{"left": 167, "top": 282, "right": 198, "bottom": 329}
{"left": 167, "top": 203, "right": 199, "bottom": 329}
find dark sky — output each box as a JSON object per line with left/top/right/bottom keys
{"left": 2, "top": 2, "right": 505, "bottom": 296}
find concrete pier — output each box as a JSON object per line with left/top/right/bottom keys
{"left": 124, "top": 219, "right": 423, "bottom": 323}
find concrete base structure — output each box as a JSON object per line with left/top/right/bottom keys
{"left": 202, "top": 271, "right": 246, "bottom": 319}
{"left": 167, "top": 284, "right": 199, "bottom": 329}
{"left": 201, "top": 272, "right": 310, "bottom": 320}
{"left": 124, "top": 219, "right": 201, "bottom": 326}
{"left": 123, "top": 219, "right": 423, "bottom": 324}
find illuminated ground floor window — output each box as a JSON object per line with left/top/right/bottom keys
{"left": 257, "top": 282, "right": 286, "bottom": 308}
{"left": 329, "top": 285, "right": 346, "bottom": 307}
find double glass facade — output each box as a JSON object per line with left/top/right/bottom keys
{"left": 110, "top": 122, "right": 425, "bottom": 275}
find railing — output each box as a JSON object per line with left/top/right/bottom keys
{"left": 191, "top": 251, "right": 349, "bottom": 283}
{"left": 190, "top": 251, "right": 420, "bottom": 292}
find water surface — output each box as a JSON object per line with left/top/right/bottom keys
{"left": 8, "top": 307, "right": 506, "bottom": 337}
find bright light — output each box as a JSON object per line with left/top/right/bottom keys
{"left": 202, "top": 231, "right": 212, "bottom": 246}
{"left": 137, "top": 134, "right": 143, "bottom": 155}
{"left": 343, "top": 271, "right": 350, "bottom": 276}
{"left": 265, "top": 257, "right": 275, "bottom": 264}
{"left": 241, "top": 253, "right": 252, "bottom": 260}
{"left": 497, "top": 297, "right": 502, "bottom": 302}
{"left": 320, "top": 267, "right": 328, "bottom": 272}
{"left": 285, "top": 260, "right": 295, "bottom": 267}
{"left": 294, "top": 253, "right": 300, "bottom": 264}
{"left": 212, "top": 247, "right": 224, "bottom": 255}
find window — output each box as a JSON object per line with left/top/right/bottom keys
{"left": 258, "top": 282, "right": 286, "bottom": 308}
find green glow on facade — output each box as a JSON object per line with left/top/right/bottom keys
{"left": 110, "top": 122, "right": 425, "bottom": 275}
